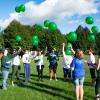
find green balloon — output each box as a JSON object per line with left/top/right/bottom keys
{"left": 44, "top": 20, "right": 50, "bottom": 27}
{"left": 32, "top": 40, "right": 38, "bottom": 46}
{"left": 65, "top": 49, "right": 72, "bottom": 55}
{"left": 48, "top": 22, "right": 57, "bottom": 32}
{"left": 20, "top": 4, "right": 26, "bottom": 12}
{"left": 68, "top": 32, "right": 77, "bottom": 42}
{"left": 87, "top": 34, "right": 95, "bottom": 42}
{"left": 66, "top": 42, "right": 72, "bottom": 48}
{"left": 16, "top": 35, "right": 22, "bottom": 42}
{"left": 37, "top": 25, "right": 43, "bottom": 31}
{"left": 15, "top": 6, "right": 20, "bottom": 13}
{"left": 32, "top": 36, "right": 39, "bottom": 46}
{"left": 32, "top": 35, "right": 38, "bottom": 41}
{"left": 85, "top": 16, "right": 94, "bottom": 24}
{"left": 91, "top": 26, "right": 99, "bottom": 33}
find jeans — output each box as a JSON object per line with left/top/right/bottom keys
{"left": 2, "top": 70, "right": 9, "bottom": 89}
{"left": 63, "top": 68, "right": 71, "bottom": 78}
{"left": 37, "top": 65, "right": 44, "bottom": 80}
{"left": 95, "top": 77, "right": 100, "bottom": 97}
{"left": 24, "top": 63, "right": 30, "bottom": 83}
{"left": 95, "top": 69, "right": 100, "bottom": 98}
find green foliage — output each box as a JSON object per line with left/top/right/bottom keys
{"left": 0, "top": 36, "right": 4, "bottom": 50}
{"left": 96, "top": 32, "right": 100, "bottom": 49}
{"left": 74, "top": 25, "right": 96, "bottom": 51}
{"left": 1, "top": 20, "right": 99, "bottom": 52}
{"left": 2, "top": 20, "right": 66, "bottom": 51}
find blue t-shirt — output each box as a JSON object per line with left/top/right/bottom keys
{"left": 71, "top": 57, "right": 85, "bottom": 78}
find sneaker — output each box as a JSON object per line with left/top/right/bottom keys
{"left": 96, "top": 94, "right": 100, "bottom": 98}
{"left": 50, "top": 79, "right": 52, "bottom": 81}
{"left": 55, "top": 79, "right": 58, "bottom": 81}
{"left": 12, "top": 81, "right": 14, "bottom": 87}
{"left": 3, "top": 87, "right": 7, "bottom": 90}
{"left": 24, "top": 81, "right": 28, "bottom": 84}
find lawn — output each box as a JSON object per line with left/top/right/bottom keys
{"left": 0, "top": 56, "right": 96, "bottom": 100}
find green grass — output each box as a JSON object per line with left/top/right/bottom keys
{"left": 0, "top": 56, "right": 96, "bottom": 100}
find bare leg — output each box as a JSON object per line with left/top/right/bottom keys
{"left": 79, "top": 86, "right": 84, "bottom": 100}
{"left": 49, "top": 70, "right": 52, "bottom": 80}
{"left": 54, "top": 73, "right": 56, "bottom": 80}
{"left": 75, "top": 86, "right": 79, "bottom": 100}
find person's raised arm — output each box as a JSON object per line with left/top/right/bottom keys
{"left": 62, "top": 43, "right": 65, "bottom": 56}
{"left": 70, "top": 46, "right": 75, "bottom": 55}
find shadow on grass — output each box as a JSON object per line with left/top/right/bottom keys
{"left": 84, "top": 81, "right": 92, "bottom": 87}
{"left": 30, "top": 81, "right": 66, "bottom": 92}
{"left": 19, "top": 82, "right": 73, "bottom": 100}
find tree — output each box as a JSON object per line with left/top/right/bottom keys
{"left": 2, "top": 20, "right": 66, "bottom": 52}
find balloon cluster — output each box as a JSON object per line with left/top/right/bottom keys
{"left": 65, "top": 42, "right": 72, "bottom": 55}
{"left": 15, "top": 34, "right": 39, "bottom": 46}
{"left": 15, "top": 4, "right": 26, "bottom": 13}
{"left": 85, "top": 16, "right": 99, "bottom": 42}
{"left": 44, "top": 20, "right": 57, "bottom": 32}
{"left": 65, "top": 31, "right": 77, "bottom": 55}
{"left": 32, "top": 35, "right": 39, "bottom": 46}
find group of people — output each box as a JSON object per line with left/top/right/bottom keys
{"left": 0, "top": 43, "right": 100, "bottom": 100}
{"left": 0, "top": 47, "right": 59, "bottom": 89}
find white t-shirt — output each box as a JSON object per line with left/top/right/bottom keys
{"left": 22, "top": 53, "right": 31, "bottom": 64}
{"left": 88, "top": 53, "right": 95, "bottom": 69}
{"left": 12, "top": 55, "right": 20, "bottom": 66}
{"left": 63, "top": 52, "right": 73, "bottom": 69}
{"left": 35, "top": 55, "right": 44, "bottom": 66}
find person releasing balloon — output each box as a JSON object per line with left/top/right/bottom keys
{"left": 62, "top": 43, "right": 75, "bottom": 81}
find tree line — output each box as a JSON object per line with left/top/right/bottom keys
{"left": 0, "top": 20, "right": 100, "bottom": 53}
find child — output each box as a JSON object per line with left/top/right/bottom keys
{"left": 87, "top": 49, "right": 96, "bottom": 85}
{"left": 95, "top": 51, "right": 100, "bottom": 100}
{"left": 62, "top": 43, "right": 75, "bottom": 81}
{"left": 22, "top": 50, "right": 31, "bottom": 84}
{"left": 71, "top": 49, "right": 85, "bottom": 100}
{"left": 34, "top": 51, "right": 44, "bottom": 81}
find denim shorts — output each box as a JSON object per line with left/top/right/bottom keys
{"left": 74, "top": 77, "right": 84, "bottom": 86}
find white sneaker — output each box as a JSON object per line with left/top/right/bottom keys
{"left": 3, "top": 87, "right": 7, "bottom": 90}
{"left": 12, "top": 81, "right": 14, "bottom": 87}
{"left": 55, "top": 79, "right": 58, "bottom": 81}
{"left": 50, "top": 79, "right": 52, "bottom": 81}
